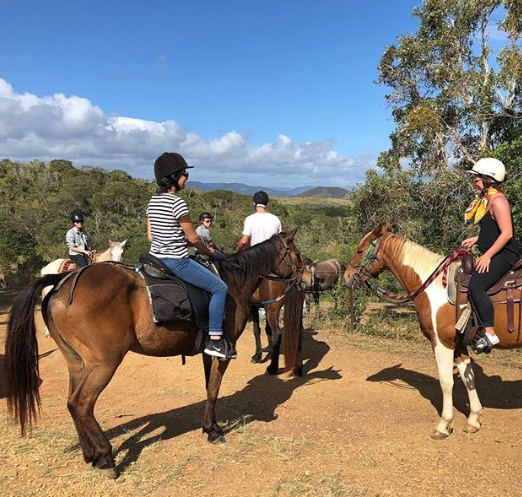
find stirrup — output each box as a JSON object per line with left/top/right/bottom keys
{"left": 472, "top": 334, "right": 494, "bottom": 354}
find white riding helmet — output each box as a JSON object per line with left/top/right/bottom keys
{"left": 467, "top": 158, "right": 506, "bottom": 182}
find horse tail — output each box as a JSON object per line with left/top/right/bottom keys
{"left": 283, "top": 284, "right": 305, "bottom": 376}
{"left": 4, "top": 273, "right": 67, "bottom": 435}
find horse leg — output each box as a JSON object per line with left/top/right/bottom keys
{"left": 432, "top": 343, "right": 456, "bottom": 440}
{"left": 265, "top": 306, "right": 282, "bottom": 375}
{"left": 250, "top": 306, "right": 263, "bottom": 363}
{"left": 203, "top": 356, "right": 230, "bottom": 443}
{"left": 454, "top": 344, "right": 483, "bottom": 433}
{"left": 67, "top": 360, "right": 123, "bottom": 478}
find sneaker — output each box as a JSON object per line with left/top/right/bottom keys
{"left": 204, "top": 339, "right": 237, "bottom": 360}
{"left": 472, "top": 333, "right": 499, "bottom": 354}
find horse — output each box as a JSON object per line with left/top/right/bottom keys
{"left": 343, "top": 223, "right": 522, "bottom": 440}
{"left": 305, "top": 258, "right": 345, "bottom": 305}
{"left": 250, "top": 278, "right": 287, "bottom": 372}
{"left": 0, "top": 271, "right": 7, "bottom": 289}
{"left": 40, "top": 240, "right": 127, "bottom": 337}
{"left": 4, "top": 231, "right": 310, "bottom": 478}
{"left": 40, "top": 240, "right": 127, "bottom": 276}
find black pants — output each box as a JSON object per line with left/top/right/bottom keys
{"left": 70, "top": 254, "right": 90, "bottom": 268}
{"left": 468, "top": 257, "right": 515, "bottom": 327}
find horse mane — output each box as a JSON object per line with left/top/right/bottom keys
{"left": 390, "top": 235, "right": 444, "bottom": 274}
{"left": 216, "top": 233, "right": 285, "bottom": 287}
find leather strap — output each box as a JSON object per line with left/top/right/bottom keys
{"left": 507, "top": 285, "right": 515, "bottom": 333}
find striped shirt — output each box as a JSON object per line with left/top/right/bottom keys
{"left": 146, "top": 193, "right": 190, "bottom": 258}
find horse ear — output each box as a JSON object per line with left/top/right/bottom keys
{"left": 109, "top": 240, "right": 115, "bottom": 246}
{"left": 285, "top": 228, "right": 298, "bottom": 240}
{"left": 313, "top": 259, "right": 319, "bottom": 264}
{"left": 121, "top": 240, "right": 127, "bottom": 247}
{"left": 383, "top": 224, "right": 391, "bottom": 234}
{"left": 371, "top": 224, "right": 385, "bottom": 237}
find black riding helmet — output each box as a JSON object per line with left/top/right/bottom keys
{"left": 70, "top": 212, "right": 85, "bottom": 223}
{"left": 154, "top": 152, "right": 194, "bottom": 187}
{"left": 199, "top": 211, "right": 214, "bottom": 222}
{"left": 253, "top": 191, "right": 269, "bottom": 205}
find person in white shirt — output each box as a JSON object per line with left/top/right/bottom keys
{"left": 237, "top": 191, "right": 282, "bottom": 251}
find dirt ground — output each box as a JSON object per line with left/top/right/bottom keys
{"left": 2, "top": 287, "right": 522, "bottom": 497}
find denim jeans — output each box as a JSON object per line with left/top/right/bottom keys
{"left": 162, "top": 257, "right": 228, "bottom": 335}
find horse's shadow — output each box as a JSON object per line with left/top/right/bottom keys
{"left": 100, "top": 333, "right": 339, "bottom": 474}
{"left": 366, "top": 361, "right": 522, "bottom": 417}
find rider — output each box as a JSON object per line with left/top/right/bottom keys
{"left": 66, "top": 212, "right": 93, "bottom": 267}
{"left": 462, "top": 158, "right": 520, "bottom": 354}
{"left": 196, "top": 212, "right": 225, "bottom": 258}
{"left": 146, "top": 152, "right": 234, "bottom": 360}
{"left": 237, "top": 191, "right": 282, "bottom": 251}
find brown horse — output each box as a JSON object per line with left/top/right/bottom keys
{"left": 4, "top": 231, "right": 310, "bottom": 478}
{"left": 306, "top": 258, "right": 346, "bottom": 305}
{"left": 249, "top": 279, "right": 288, "bottom": 372}
{"left": 344, "top": 224, "right": 522, "bottom": 440}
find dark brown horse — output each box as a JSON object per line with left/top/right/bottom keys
{"left": 4, "top": 231, "right": 310, "bottom": 478}
{"left": 306, "top": 258, "right": 346, "bottom": 305}
{"left": 343, "top": 224, "right": 522, "bottom": 439}
{"left": 249, "top": 279, "right": 288, "bottom": 373}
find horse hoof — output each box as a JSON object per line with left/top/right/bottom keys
{"left": 99, "top": 467, "right": 119, "bottom": 479}
{"left": 463, "top": 424, "right": 480, "bottom": 434}
{"left": 208, "top": 433, "right": 226, "bottom": 444}
{"left": 431, "top": 429, "right": 450, "bottom": 440}
{"left": 251, "top": 354, "right": 262, "bottom": 364}
{"left": 265, "top": 366, "right": 278, "bottom": 375}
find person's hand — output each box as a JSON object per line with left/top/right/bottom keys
{"left": 208, "top": 248, "right": 216, "bottom": 257}
{"left": 475, "top": 254, "right": 491, "bottom": 273}
{"left": 461, "top": 237, "right": 478, "bottom": 250}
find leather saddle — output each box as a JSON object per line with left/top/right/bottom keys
{"left": 448, "top": 254, "right": 522, "bottom": 336}
{"left": 137, "top": 254, "right": 212, "bottom": 333}
{"left": 57, "top": 259, "right": 77, "bottom": 273}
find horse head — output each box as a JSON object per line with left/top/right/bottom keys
{"left": 343, "top": 224, "right": 391, "bottom": 288}
{"left": 273, "top": 230, "right": 312, "bottom": 289}
{"left": 108, "top": 240, "right": 127, "bottom": 262}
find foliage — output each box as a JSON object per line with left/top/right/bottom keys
{"left": 378, "top": 0, "right": 522, "bottom": 175}
{"left": 0, "top": 160, "right": 357, "bottom": 282}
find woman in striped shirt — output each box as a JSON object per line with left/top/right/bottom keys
{"left": 147, "top": 152, "right": 233, "bottom": 360}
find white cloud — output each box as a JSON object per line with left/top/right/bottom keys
{"left": 0, "top": 77, "right": 375, "bottom": 188}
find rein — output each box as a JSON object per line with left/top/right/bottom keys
{"left": 352, "top": 234, "right": 470, "bottom": 304}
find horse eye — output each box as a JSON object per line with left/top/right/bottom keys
{"left": 357, "top": 249, "right": 363, "bottom": 255}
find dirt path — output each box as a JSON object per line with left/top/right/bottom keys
{"left": 2, "top": 288, "right": 522, "bottom": 496}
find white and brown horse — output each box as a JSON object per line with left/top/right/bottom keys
{"left": 344, "top": 224, "right": 522, "bottom": 439}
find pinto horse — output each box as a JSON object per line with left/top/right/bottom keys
{"left": 344, "top": 224, "right": 522, "bottom": 440}
{"left": 4, "top": 231, "right": 310, "bottom": 478}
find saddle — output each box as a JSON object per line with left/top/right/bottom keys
{"left": 449, "top": 254, "right": 522, "bottom": 340}
{"left": 57, "top": 259, "right": 77, "bottom": 273}
{"left": 137, "top": 254, "right": 212, "bottom": 333}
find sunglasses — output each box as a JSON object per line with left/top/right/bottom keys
{"left": 74, "top": 221, "right": 84, "bottom": 224}
{"left": 181, "top": 171, "right": 189, "bottom": 179}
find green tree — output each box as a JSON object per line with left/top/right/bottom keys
{"left": 378, "top": 0, "right": 522, "bottom": 175}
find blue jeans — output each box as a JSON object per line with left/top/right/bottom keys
{"left": 162, "top": 257, "right": 228, "bottom": 335}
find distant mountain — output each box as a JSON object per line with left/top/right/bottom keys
{"left": 189, "top": 181, "right": 314, "bottom": 197}
{"left": 295, "top": 186, "right": 349, "bottom": 199}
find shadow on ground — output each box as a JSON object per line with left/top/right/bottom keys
{"left": 366, "top": 361, "right": 522, "bottom": 417}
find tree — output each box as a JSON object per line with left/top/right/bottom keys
{"left": 378, "top": 0, "right": 522, "bottom": 176}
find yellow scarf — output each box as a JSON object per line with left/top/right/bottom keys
{"left": 464, "top": 188, "right": 499, "bottom": 224}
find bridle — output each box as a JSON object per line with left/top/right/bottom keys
{"left": 349, "top": 233, "right": 391, "bottom": 285}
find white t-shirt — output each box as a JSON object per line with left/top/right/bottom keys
{"left": 242, "top": 212, "right": 282, "bottom": 247}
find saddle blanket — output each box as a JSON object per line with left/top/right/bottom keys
{"left": 137, "top": 254, "right": 211, "bottom": 331}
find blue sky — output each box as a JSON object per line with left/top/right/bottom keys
{"left": 0, "top": 0, "right": 422, "bottom": 188}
